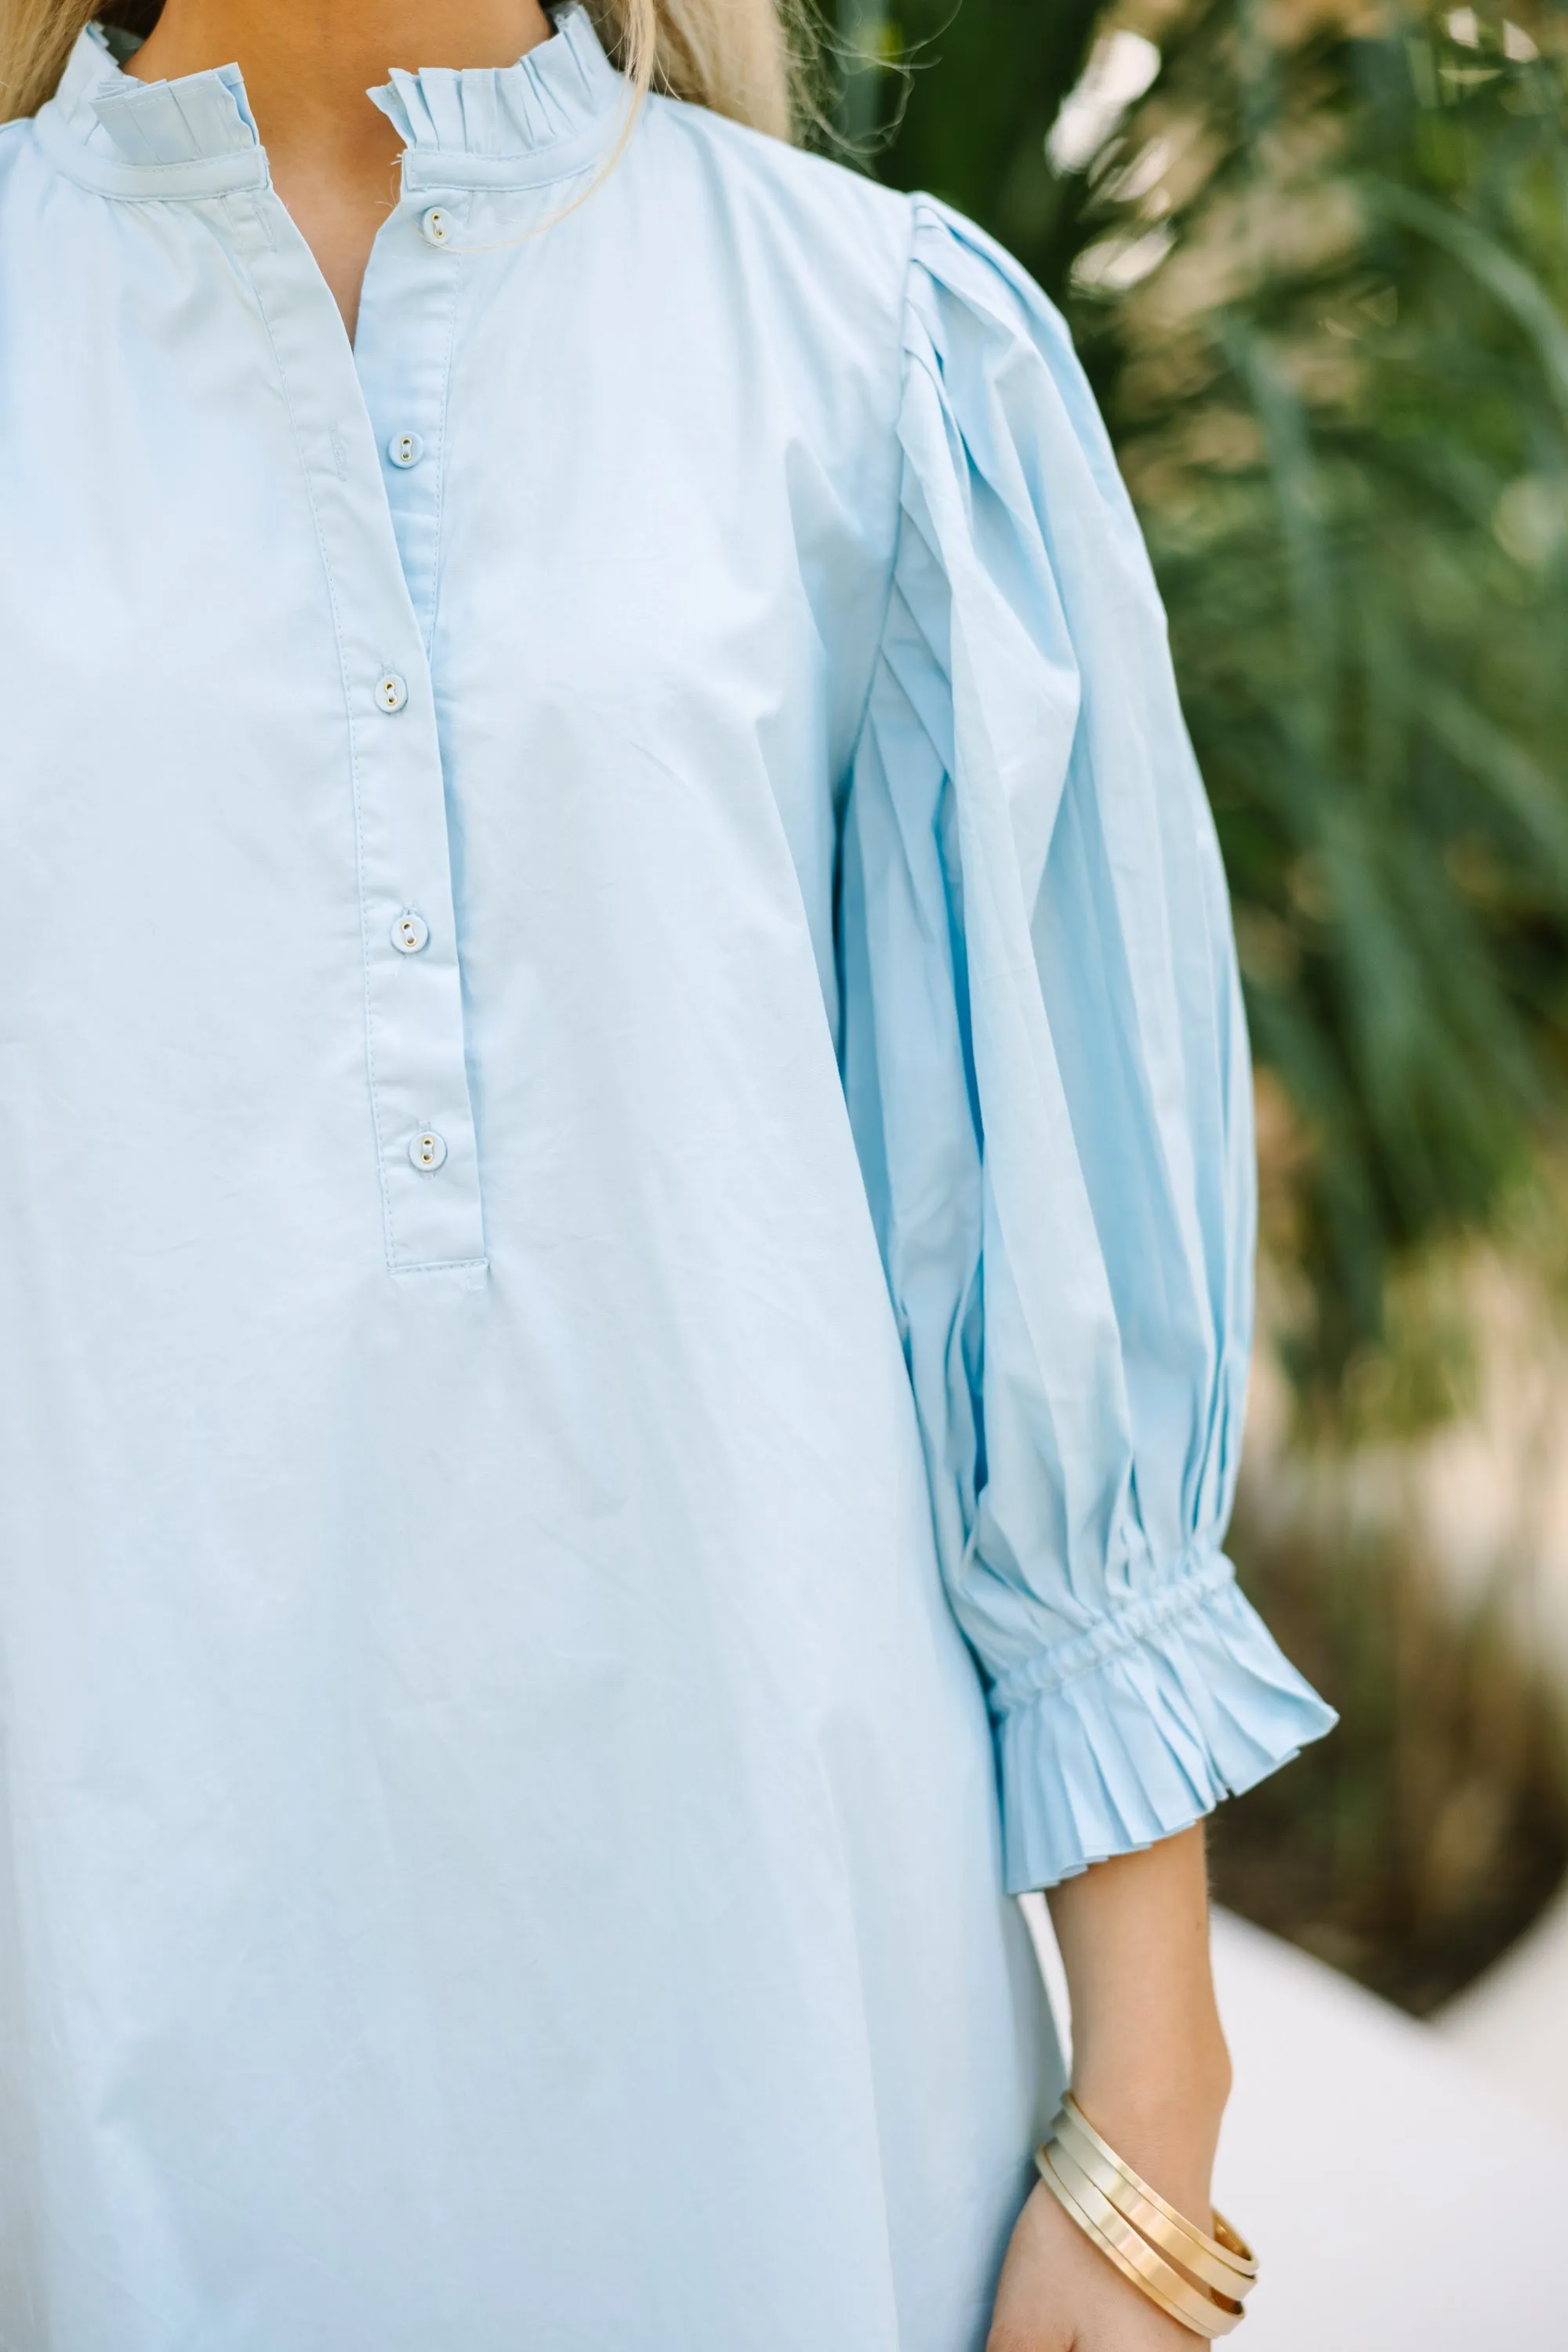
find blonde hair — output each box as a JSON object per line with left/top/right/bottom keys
{"left": 0, "top": 1, "right": 804, "bottom": 136}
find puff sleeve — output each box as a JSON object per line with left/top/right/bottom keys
{"left": 839, "top": 197, "right": 1334, "bottom": 1892}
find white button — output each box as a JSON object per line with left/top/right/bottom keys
{"left": 387, "top": 430, "right": 425, "bottom": 470}
{"left": 392, "top": 910, "right": 430, "bottom": 956}
{"left": 420, "top": 206, "right": 452, "bottom": 247}
{"left": 375, "top": 672, "right": 408, "bottom": 713}
{"left": 408, "top": 1129, "right": 448, "bottom": 1172}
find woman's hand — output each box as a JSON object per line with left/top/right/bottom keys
{"left": 986, "top": 1825, "right": 1233, "bottom": 2351}
{"left": 988, "top": 2179, "right": 1207, "bottom": 2351}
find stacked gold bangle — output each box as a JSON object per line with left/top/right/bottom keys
{"left": 1034, "top": 2094, "right": 1258, "bottom": 2339}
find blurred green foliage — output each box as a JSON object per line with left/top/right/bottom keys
{"left": 844, "top": 2, "right": 1568, "bottom": 1400}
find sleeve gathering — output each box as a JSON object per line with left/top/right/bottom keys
{"left": 838, "top": 194, "right": 1335, "bottom": 1893}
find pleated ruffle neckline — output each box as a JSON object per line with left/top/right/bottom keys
{"left": 41, "top": 8, "right": 622, "bottom": 197}
{"left": 371, "top": 5, "right": 622, "bottom": 167}
{"left": 87, "top": 54, "right": 257, "bottom": 167}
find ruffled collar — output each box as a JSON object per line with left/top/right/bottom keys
{"left": 371, "top": 6, "right": 622, "bottom": 187}
{"left": 35, "top": 6, "right": 625, "bottom": 198}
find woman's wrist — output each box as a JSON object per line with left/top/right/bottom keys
{"left": 1068, "top": 2026, "right": 1231, "bottom": 2225}
{"left": 994, "top": 1834, "right": 1242, "bottom": 2345}
{"left": 1045, "top": 1825, "right": 1232, "bottom": 2227}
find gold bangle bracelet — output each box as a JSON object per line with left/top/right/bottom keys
{"left": 1059, "top": 2095, "right": 1258, "bottom": 2283}
{"left": 1035, "top": 2140, "right": 1246, "bottom": 2339}
{"left": 1052, "top": 2103, "right": 1257, "bottom": 2301}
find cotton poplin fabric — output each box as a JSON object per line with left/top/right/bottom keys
{"left": 0, "top": 13, "right": 1333, "bottom": 2348}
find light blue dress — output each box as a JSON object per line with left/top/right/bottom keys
{"left": 0, "top": 12, "right": 1332, "bottom": 2347}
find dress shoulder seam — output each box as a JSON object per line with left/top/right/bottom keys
{"left": 842, "top": 190, "right": 922, "bottom": 782}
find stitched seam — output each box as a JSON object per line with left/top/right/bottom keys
{"left": 31, "top": 115, "right": 267, "bottom": 198}
{"left": 228, "top": 191, "right": 397, "bottom": 1271}
{"left": 34, "top": 171, "right": 267, "bottom": 201}
{"left": 424, "top": 202, "right": 470, "bottom": 661}
{"left": 398, "top": 129, "right": 611, "bottom": 193}
{"left": 71, "top": 150, "right": 256, "bottom": 173}
{"left": 841, "top": 194, "right": 920, "bottom": 781}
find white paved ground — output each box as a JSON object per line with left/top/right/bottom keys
{"left": 1439, "top": 1882, "right": 1568, "bottom": 2130}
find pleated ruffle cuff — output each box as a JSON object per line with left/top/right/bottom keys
{"left": 991, "top": 1561, "right": 1337, "bottom": 1893}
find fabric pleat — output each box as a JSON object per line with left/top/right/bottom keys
{"left": 89, "top": 60, "right": 256, "bottom": 165}
{"left": 372, "top": 6, "right": 620, "bottom": 160}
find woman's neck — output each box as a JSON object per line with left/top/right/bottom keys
{"left": 128, "top": 1, "right": 555, "bottom": 333}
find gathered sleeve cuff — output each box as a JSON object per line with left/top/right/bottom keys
{"left": 991, "top": 1553, "right": 1330, "bottom": 1887}
{"left": 839, "top": 197, "right": 1334, "bottom": 1893}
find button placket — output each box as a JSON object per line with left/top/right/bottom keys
{"left": 234, "top": 182, "right": 485, "bottom": 1277}
{"left": 359, "top": 186, "right": 471, "bottom": 655}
